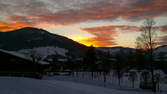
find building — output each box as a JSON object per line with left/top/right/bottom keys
{"left": 0, "top": 49, "right": 49, "bottom": 78}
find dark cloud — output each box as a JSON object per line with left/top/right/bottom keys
{"left": 0, "top": 0, "right": 49, "bottom": 16}
{"left": 0, "top": 0, "right": 166, "bottom": 26}
{"left": 130, "top": 0, "right": 154, "bottom": 7}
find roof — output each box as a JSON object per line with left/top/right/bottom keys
{"left": 0, "top": 49, "right": 49, "bottom": 65}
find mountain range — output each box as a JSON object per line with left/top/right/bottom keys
{"left": 0, "top": 27, "right": 167, "bottom": 58}
{"left": 0, "top": 27, "right": 87, "bottom": 56}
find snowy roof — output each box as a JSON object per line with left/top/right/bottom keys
{"left": 58, "top": 59, "right": 68, "bottom": 62}
{"left": 0, "top": 49, "right": 49, "bottom": 65}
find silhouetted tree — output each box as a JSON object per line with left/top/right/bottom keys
{"left": 65, "top": 50, "right": 76, "bottom": 76}
{"left": 140, "top": 71, "right": 151, "bottom": 89}
{"left": 155, "top": 73, "right": 161, "bottom": 91}
{"left": 128, "top": 71, "right": 137, "bottom": 88}
{"left": 135, "top": 50, "right": 148, "bottom": 70}
{"left": 83, "top": 45, "right": 97, "bottom": 79}
{"left": 99, "top": 51, "right": 112, "bottom": 87}
{"left": 48, "top": 54, "right": 61, "bottom": 72}
{"left": 136, "top": 18, "right": 158, "bottom": 92}
{"left": 113, "top": 49, "right": 126, "bottom": 86}
{"left": 28, "top": 49, "right": 42, "bottom": 63}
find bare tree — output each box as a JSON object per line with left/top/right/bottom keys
{"left": 29, "top": 49, "right": 42, "bottom": 63}
{"left": 136, "top": 19, "right": 157, "bottom": 50}
{"left": 136, "top": 18, "right": 158, "bottom": 92}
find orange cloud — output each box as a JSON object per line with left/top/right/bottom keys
{"left": 79, "top": 37, "right": 116, "bottom": 47}
{"left": 82, "top": 25, "right": 143, "bottom": 47}
{"left": 159, "top": 26, "right": 167, "bottom": 32}
{"left": 84, "top": 26, "right": 141, "bottom": 32}
{"left": 0, "top": 21, "right": 32, "bottom": 32}
{"left": 83, "top": 25, "right": 167, "bottom": 47}
{"left": 82, "top": 26, "right": 118, "bottom": 47}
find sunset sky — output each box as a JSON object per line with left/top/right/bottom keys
{"left": 0, "top": 0, "right": 167, "bottom": 48}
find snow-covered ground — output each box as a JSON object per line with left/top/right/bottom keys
{"left": 43, "top": 71, "right": 167, "bottom": 94}
{"left": 0, "top": 73, "right": 166, "bottom": 94}
{"left": 0, "top": 77, "right": 157, "bottom": 94}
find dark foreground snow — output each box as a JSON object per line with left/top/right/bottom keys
{"left": 0, "top": 77, "right": 166, "bottom": 94}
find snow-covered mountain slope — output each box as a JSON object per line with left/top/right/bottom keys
{"left": 1, "top": 77, "right": 165, "bottom": 94}
{"left": 153, "top": 45, "right": 167, "bottom": 61}
{"left": 154, "top": 45, "right": 167, "bottom": 53}
{"left": 97, "top": 47, "right": 135, "bottom": 55}
{"left": 0, "top": 27, "right": 87, "bottom": 56}
{"left": 18, "top": 46, "right": 68, "bottom": 58}
{"left": 98, "top": 45, "right": 167, "bottom": 55}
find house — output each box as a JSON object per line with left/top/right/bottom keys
{"left": 0, "top": 49, "right": 49, "bottom": 78}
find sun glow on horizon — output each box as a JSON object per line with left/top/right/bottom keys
{"left": 74, "top": 37, "right": 114, "bottom": 47}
